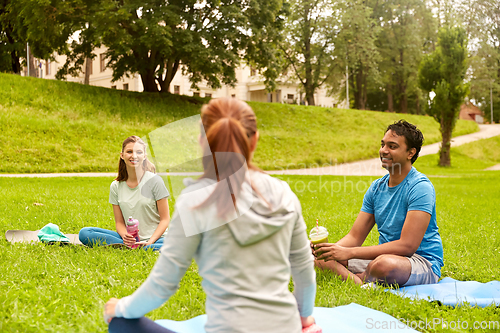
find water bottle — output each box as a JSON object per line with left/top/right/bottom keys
{"left": 126, "top": 216, "right": 140, "bottom": 249}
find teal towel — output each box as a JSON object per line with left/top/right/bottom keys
{"left": 37, "top": 223, "right": 70, "bottom": 243}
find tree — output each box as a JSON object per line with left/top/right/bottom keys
{"left": 460, "top": 0, "right": 500, "bottom": 123}
{"left": 0, "top": 0, "right": 80, "bottom": 75}
{"left": 54, "top": 0, "right": 103, "bottom": 85}
{"left": 280, "top": 0, "right": 337, "bottom": 106}
{"left": 419, "top": 27, "right": 469, "bottom": 166}
{"left": 0, "top": 0, "right": 26, "bottom": 73}
{"left": 374, "top": 0, "right": 435, "bottom": 113}
{"left": 336, "top": 0, "right": 380, "bottom": 110}
{"left": 94, "top": 0, "right": 285, "bottom": 93}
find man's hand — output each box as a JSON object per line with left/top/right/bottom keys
{"left": 314, "top": 243, "right": 354, "bottom": 262}
{"left": 104, "top": 298, "right": 119, "bottom": 324}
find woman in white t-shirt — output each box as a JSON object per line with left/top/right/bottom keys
{"left": 79, "top": 136, "right": 170, "bottom": 251}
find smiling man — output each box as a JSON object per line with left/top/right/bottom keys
{"left": 314, "top": 120, "right": 443, "bottom": 287}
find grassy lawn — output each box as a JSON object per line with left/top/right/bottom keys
{"left": 0, "top": 73, "right": 478, "bottom": 173}
{"left": 2, "top": 167, "right": 499, "bottom": 332}
{"left": 1, "top": 74, "right": 497, "bottom": 332}
{"left": 415, "top": 135, "right": 500, "bottom": 176}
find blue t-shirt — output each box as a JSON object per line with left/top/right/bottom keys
{"left": 361, "top": 167, "right": 444, "bottom": 277}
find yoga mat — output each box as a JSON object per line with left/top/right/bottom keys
{"left": 5, "top": 230, "right": 83, "bottom": 245}
{"left": 155, "top": 303, "right": 418, "bottom": 333}
{"left": 388, "top": 277, "right": 500, "bottom": 307}
{"left": 5, "top": 229, "right": 128, "bottom": 248}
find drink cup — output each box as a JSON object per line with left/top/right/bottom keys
{"left": 309, "top": 226, "right": 328, "bottom": 257}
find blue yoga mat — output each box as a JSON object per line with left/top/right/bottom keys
{"left": 388, "top": 277, "right": 500, "bottom": 307}
{"left": 155, "top": 303, "right": 418, "bottom": 333}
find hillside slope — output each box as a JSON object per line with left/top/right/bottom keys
{"left": 0, "top": 74, "right": 478, "bottom": 173}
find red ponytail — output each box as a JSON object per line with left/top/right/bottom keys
{"left": 196, "top": 98, "right": 263, "bottom": 218}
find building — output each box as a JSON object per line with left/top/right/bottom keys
{"left": 459, "top": 101, "right": 484, "bottom": 124}
{"left": 35, "top": 45, "right": 341, "bottom": 107}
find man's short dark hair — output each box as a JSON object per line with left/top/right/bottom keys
{"left": 386, "top": 120, "right": 424, "bottom": 164}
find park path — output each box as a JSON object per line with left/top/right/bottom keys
{"left": 1, "top": 124, "right": 500, "bottom": 178}
{"left": 267, "top": 124, "right": 500, "bottom": 176}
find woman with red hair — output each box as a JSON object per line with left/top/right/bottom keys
{"left": 104, "top": 99, "right": 316, "bottom": 332}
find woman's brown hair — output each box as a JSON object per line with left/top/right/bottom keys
{"left": 197, "top": 98, "right": 263, "bottom": 218}
{"left": 115, "top": 136, "right": 156, "bottom": 181}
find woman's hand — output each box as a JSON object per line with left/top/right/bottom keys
{"left": 314, "top": 243, "right": 354, "bottom": 262}
{"left": 301, "top": 316, "right": 315, "bottom": 328}
{"left": 134, "top": 240, "right": 152, "bottom": 248}
{"left": 104, "top": 298, "right": 119, "bottom": 324}
{"left": 122, "top": 233, "right": 136, "bottom": 247}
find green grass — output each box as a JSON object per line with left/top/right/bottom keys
{"left": 415, "top": 135, "right": 500, "bottom": 176}
{"left": 0, "top": 73, "right": 478, "bottom": 173}
{"left": 1, "top": 172, "right": 499, "bottom": 332}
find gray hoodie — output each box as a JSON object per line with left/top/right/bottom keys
{"left": 114, "top": 171, "right": 316, "bottom": 333}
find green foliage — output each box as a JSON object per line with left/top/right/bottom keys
{"left": 0, "top": 73, "right": 478, "bottom": 173}
{"left": 0, "top": 0, "right": 25, "bottom": 73}
{"left": 418, "top": 26, "right": 469, "bottom": 166}
{"left": 371, "top": 0, "right": 435, "bottom": 114}
{"left": 280, "top": 0, "right": 338, "bottom": 105}
{"left": 464, "top": 0, "right": 500, "bottom": 123}
{"left": 0, "top": 0, "right": 78, "bottom": 74}
{"left": 94, "top": 0, "right": 285, "bottom": 93}
{"left": 331, "top": 0, "right": 380, "bottom": 110}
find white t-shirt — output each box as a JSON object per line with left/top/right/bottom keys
{"left": 109, "top": 171, "right": 170, "bottom": 241}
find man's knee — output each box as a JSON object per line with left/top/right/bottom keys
{"left": 366, "top": 255, "right": 400, "bottom": 278}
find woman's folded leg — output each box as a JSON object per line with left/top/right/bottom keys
{"left": 78, "top": 227, "right": 123, "bottom": 247}
{"left": 109, "top": 317, "right": 176, "bottom": 333}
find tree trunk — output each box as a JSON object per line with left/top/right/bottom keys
{"left": 305, "top": 84, "right": 315, "bottom": 106}
{"left": 363, "top": 69, "right": 368, "bottom": 109}
{"left": 400, "top": 91, "right": 408, "bottom": 113}
{"left": 6, "top": 29, "right": 21, "bottom": 73}
{"left": 159, "top": 58, "right": 180, "bottom": 93}
{"left": 416, "top": 95, "right": 420, "bottom": 115}
{"left": 11, "top": 50, "right": 21, "bottom": 74}
{"left": 387, "top": 85, "right": 394, "bottom": 112}
{"left": 439, "top": 118, "right": 452, "bottom": 167}
{"left": 398, "top": 50, "right": 407, "bottom": 113}
{"left": 356, "top": 66, "right": 366, "bottom": 109}
{"left": 303, "top": 2, "right": 314, "bottom": 106}
{"left": 84, "top": 58, "right": 92, "bottom": 85}
{"left": 140, "top": 68, "right": 159, "bottom": 92}
{"left": 28, "top": 49, "right": 36, "bottom": 77}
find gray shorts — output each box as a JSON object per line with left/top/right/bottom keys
{"left": 348, "top": 253, "right": 439, "bottom": 286}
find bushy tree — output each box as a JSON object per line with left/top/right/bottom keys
{"left": 280, "top": 0, "right": 337, "bottom": 106}
{"left": 461, "top": 0, "right": 500, "bottom": 123}
{"left": 95, "top": 0, "right": 285, "bottom": 93}
{"left": 419, "top": 26, "right": 469, "bottom": 166}
{"left": 0, "top": 0, "right": 77, "bottom": 75}
{"left": 372, "top": 0, "right": 435, "bottom": 113}
{"left": 332, "top": 0, "right": 380, "bottom": 110}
